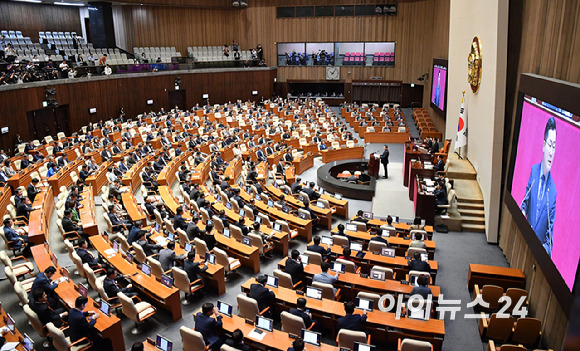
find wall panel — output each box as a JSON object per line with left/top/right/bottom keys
{"left": 0, "top": 2, "right": 81, "bottom": 42}
{"left": 0, "top": 69, "right": 274, "bottom": 154}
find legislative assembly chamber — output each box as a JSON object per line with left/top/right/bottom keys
{"left": 0, "top": 1, "right": 577, "bottom": 351}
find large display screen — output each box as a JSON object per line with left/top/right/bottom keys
{"left": 509, "top": 94, "right": 580, "bottom": 292}
{"left": 430, "top": 59, "right": 448, "bottom": 112}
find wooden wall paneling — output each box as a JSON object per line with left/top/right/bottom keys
{"left": 0, "top": 2, "right": 82, "bottom": 42}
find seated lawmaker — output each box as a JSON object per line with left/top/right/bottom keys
{"left": 289, "top": 297, "right": 318, "bottom": 330}
{"left": 408, "top": 251, "right": 430, "bottom": 273}
{"left": 249, "top": 275, "right": 276, "bottom": 313}
{"left": 337, "top": 301, "right": 367, "bottom": 332}
{"left": 307, "top": 236, "right": 331, "bottom": 260}
{"left": 194, "top": 303, "right": 224, "bottom": 349}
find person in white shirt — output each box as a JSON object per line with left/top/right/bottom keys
{"left": 104, "top": 64, "right": 112, "bottom": 76}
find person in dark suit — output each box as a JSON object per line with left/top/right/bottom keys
{"left": 3, "top": 218, "right": 28, "bottom": 250}
{"left": 408, "top": 252, "right": 430, "bottom": 273}
{"left": 16, "top": 196, "right": 33, "bottom": 220}
{"left": 26, "top": 178, "right": 40, "bottom": 203}
{"left": 287, "top": 338, "right": 305, "bottom": 351}
{"left": 186, "top": 215, "right": 205, "bottom": 241}
{"left": 173, "top": 206, "right": 188, "bottom": 231}
{"left": 69, "top": 296, "right": 110, "bottom": 350}
{"left": 184, "top": 251, "right": 208, "bottom": 284}
{"left": 307, "top": 236, "right": 330, "bottom": 261}
{"left": 108, "top": 205, "right": 133, "bottom": 232}
{"left": 380, "top": 145, "right": 389, "bottom": 179}
{"left": 521, "top": 116, "right": 557, "bottom": 256}
{"left": 303, "top": 182, "right": 320, "bottom": 201}
{"left": 224, "top": 329, "right": 251, "bottom": 351}
{"left": 249, "top": 275, "right": 276, "bottom": 313}
{"left": 76, "top": 239, "right": 102, "bottom": 269}
{"left": 255, "top": 149, "right": 267, "bottom": 162}
{"left": 158, "top": 241, "right": 185, "bottom": 272}
{"left": 289, "top": 297, "right": 318, "bottom": 330}
{"left": 100, "top": 148, "right": 113, "bottom": 162}
{"left": 29, "top": 267, "right": 62, "bottom": 308}
{"left": 285, "top": 250, "right": 305, "bottom": 285}
{"left": 337, "top": 301, "right": 367, "bottom": 332}
{"left": 433, "top": 182, "right": 448, "bottom": 207}
{"left": 135, "top": 231, "right": 162, "bottom": 256}
{"left": 30, "top": 288, "right": 68, "bottom": 327}
{"left": 62, "top": 209, "right": 85, "bottom": 239}
{"left": 434, "top": 155, "right": 445, "bottom": 173}
{"left": 127, "top": 220, "right": 146, "bottom": 246}
{"left": 291, "top": 178, "right": 303, "bottom": 194}
{"left": 103, "top": 269, "right": 136, "bottom": 302}
{"left": 409, "top": 275, "right": 432, "bottom": 300}
{"left": 194, "top": 303, "right": 224, "bottom": 349}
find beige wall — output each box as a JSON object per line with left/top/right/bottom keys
{"left": 447, "top": 0, "right": 508, "bottom": 242}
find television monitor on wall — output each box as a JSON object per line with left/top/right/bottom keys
{"left": 506, "top": 73, "right": 580, "bottom": 312}
{"left": 430, "top": 58, "right": 448, "bottom": 113}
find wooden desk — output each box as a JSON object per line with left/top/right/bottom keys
{"left": 8, "top": 162, "right": 43, "bottom": 189}
{"left": 148, "top": 232, "right": 226, "bottom": 295}
{"left": 224, "top": 157, "right": 242, "bottom": 185}
{"left": 321, "top": 194, "right": 348, "bottom": 219}
{"left": 364, "top": 131, "right": 411, "bottom": 143}
{"left": 323, "top": 243, "right": 438, "bottom": 282}
{"left": 157, "top": 152, "right": 188, "bottom": 186}
{"left": 241, "top": 278, "right": 445, "bottom": 351}
{"left": 190, "top": 158, "right": 210, "bottom": 185}
{"left": 408, "top": 161, "right": 434, "bottom": 200}
{"left": 467, "top": 264, "right": 526, "bottom": 291}
{"left": 89, "top": 235, "right": 183, "bottom": 322}
{"left": 210, "top": 311, "right": 339, "bottom": 351}
{"left": 0, "top": 188, "right": 11, "bottom": 221}
{"left": 321, "top": 146, "right": 364, "bottom": 163}
{"left": 278, "top": 257, "right": 440, "bottom": 300}
{"left": 31, "top": 244, "right": 125, "bottom": 351}
{"left": 122, "top": 192, "right": 147, "bottom": 223}
{"left": 79, "top": 187, "right": 98, "bottom": 236}
{"left": 159, "top": 186, "right": 187, "bottom": 218}
{"left": 0, "top": 307, "right": 27, "bottom": 350}
{"left": 214, "top": 232, "right": 260, "bottom": 274}
{"left": 27, "top": 186, "right": 54, "bottom": 245}
{"left": 403, "top": 142, "right": 432, "bottom": 187}
{"left": 48, "top": 159, "right": 83, "bottom": 196}
{"left": 265, "top": 185, "right": 333, "bottom": 230}
{"left": 86, "top": 161, "right": 111, "bottom": 196}
{"left": 413, "top": 176, "right": 435, "bottom": 226}
{"left": 293, "top": 152, "right": 315, "bottom": 175}
{"left": 364, "top": 218, "right": 434, "bottom": 238}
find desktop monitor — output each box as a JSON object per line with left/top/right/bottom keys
{"left": 380, "top": 229, "right": 391, "bottom": 237}
{"left": 299, "top": 254, "right": 310, "bottom": 266}
{"left": 205, "top": 253, "right": 216, "bottom": 265}
{"left": 381, "top": 248, "right": 396, "bottom": 258}
{"left": 167, "top": 232, "right": 175, "bottom": 241}
{"left": 298, "top": 195, "right": 306, "bottom": 202}
{"left": 223, "top": 228, "right": 231, "bottom": 238}
{"left": 298, "top": 212, "right": 308, "bottom": 220}
{"left": 306, "top": 286, "right": 322, "bottom": 300}
{"left": 421, "top": 253, "right": 429, "bottom": 262}
{"left": 217, "top": 195, "right": 222, "bottom": 202}
{"left": 112, "top": 241, "right": 119, "bottom": 252}
{"left": 350, "top": 242, "right": 363, "bottom": 252}
{"left": 184, "top": 242, "right": 192, "bottom": 253}
{"left": 267, "top": 200, "right": 274, "bottom": 207}
{"left": 331, "top": 262, "right": 345, "bottom": 274}
{"left": 226, "top": 202, "right": 232, "bottom": 210}
{"left": 255, "top": 315, "right": 273, "bottom": 332}
{"left": 316, "top": 201, "right": 325, "bottom": 209}
{"left": 410, "top": 275, "right": 419, "bottom": 286}
{"left": 273, "top": 222, "right": 282, "bottom": 232}
{"left": 99, "top": 300, "right": 111, "bottom": 317}
{"left": 345, "top": 223, "right": 358, "bottom": 232}
{"left": 5, "top": 313, "right": 14, "bottom": 333}
{"left": 321, "top": 236, "right": 333, "bottom": 246}
{"left": 354, "top": 342, "right": 377, "bottom": 351}
{"left": 255, "top": 216, "right": 263, "bottom": 224}
{"left": 334, "top": 193, "right": 343, "bottom": 200}
{"left": 126, "top": 253, "right": 134, "bottom": 264}
{"left": 161, "top": 274, "right": 174, "bottom": 288}
{"left": 302, "top": 329, "right": 321, "bottom": 346}
{"left": 369, "top": 268, "right": 386, "bottom": 281}
{"left": 78, "top": 283, "right": 88, "bottom": 298}
{"left": 355, "top": 297, "right": 374, "bottom": 312}
{"left": 141, "top": 263, "right": 152, "bottom": 276}
{"left": 362, "top": 211, "right": 373, "bottom": 220}
{"left": 22, "top": 333, "right": 34, "bottom": 351}
{"left": 239, "top": 209, "right": 245, "bottom": 217}
{"left": 408, "top": 307, "right": 430, "bottom": 321}
{"left": 217, "top": 301, "right": 233, "bottom": 317}
{"left": 281, "top": 206, "right": 290, "bottom": 214}
{"left": 255, "top": 194, "right": 261, "bottom": 201}
{"left": 155, "top": 335, "right": 173, "bottom": 351}
{"left": 266, "top": 275, "right": 278, "bottom": 288}
{"left": 61, "top": 267, "right": 70, "bottom": 279}
{"left": 242, "top": 237, "right": 253, "bottom": 246}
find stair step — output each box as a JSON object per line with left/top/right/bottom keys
{"left": 461, "top": 215, "right": 485, "bottom": 225}
{"left": 458, "top": 209, "right": 485, "bottom": 217}
{"left": 456, "top": 197, "right": 484, "bottom": 204}
{"left": 462, "top": 223, "right": 486, "bottom": 233}
{"left": 457, "top": 202, "right": 484, "bottom": 210}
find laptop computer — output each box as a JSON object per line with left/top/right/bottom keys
{"left": 255, "top": 315, "right": 273, "bottom": 332}
{"left": 242, "top": 236, "right": 253, "bottom": 246}
{"left": 321, "top": 236, "right": 333, "bottom": 246}
{"left": 161, "top": 274, "right": 173, "bottom": 289}
{"left": 345, "top": 223, "right": 358, "bottom": 232}
{"left": 381, "top": 248, "right": 396, "bottom": 258}
{"left": 302, "top": 329, "right": 321, "bottom": 346}
{"left": 298, "top": 212, "right": 308, "bottom": 220}
{"left": 155, "top": 335, "right": 173, "bottom": 351}
{"left": 217, "top": 301, "right": 233, "bottom": 317}
{"left": 355, "top": 298, "right": 374, "bottom": 312}
{"left": 223, "top": 228, "right": 230, "bottom": 238}
{"left": 369, "top": 268, "right": 386, "bottom": 281}
{"left": 331, "top": 262, "right": 345, "bottom": 273}
{"left": 22, "top": 333, "right": 34, "bottom": 351}
{"left": 99, "top": 300, "right": 111, "bottom": 317}
{"left": 380, "top": 229, "right": 390, "bottom": 237}
{"left": 78, "top": 283, "right": 88, "bottom": 298}
{"left": 141, "top": 263, "right": 151, "bottom": 276}
{"left": 354, "top": 342, "right": 376, "bottom": 351}
{"left": 226, "top": 202, "right": 232, "bottom": 210}
{"left": 272, "top": 222, "right": 282, "bottom": 232}
{"left": 306, "top": 286, "right": 322, "bottom": 300}
{"left": 281, "top": 206, "right": 290, "bottom": 214}
{"left": 266, "top": 275, "right": 278, "bottom": 288}
{"left": 362, "top": 211, "right": 373, "bottom": 220}
{"left": 316, "top": 201, "right": 325, "bottom": 209}
{"left": 205, "top": 252, "right": 216, "bottom": 265}
{"left": 184, "top": 242, "right": 192, "bottom": 253}
{"left": 299, "top": 254, "right": 309, "bottom": 266}
{"left": 350, "top": 242, "right": 363, "bottom": 252}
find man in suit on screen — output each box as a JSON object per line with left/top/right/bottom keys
{"left": 521, "top": 116, "right": 557, "bottom": 256}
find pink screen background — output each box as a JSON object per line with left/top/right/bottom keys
{"left": 511, "top": 101, "right": 580, "bottom": 291}
{"left": 431, "top": 66, "right": 447, "bottom": 110}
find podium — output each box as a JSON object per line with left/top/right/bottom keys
{"left": 368, "top": 153, "right": 380, "bottom": 177}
